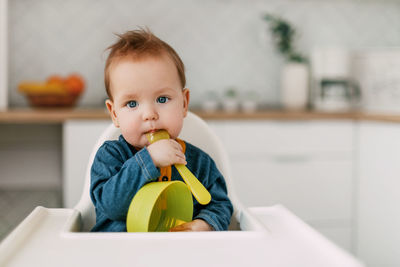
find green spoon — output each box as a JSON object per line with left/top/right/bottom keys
{"left": 147, "top": 130, "right": 212, "bottom": 205}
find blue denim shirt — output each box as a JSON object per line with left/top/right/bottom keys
{"left": 90, "top": 135, "right": 233, "bottom": 232}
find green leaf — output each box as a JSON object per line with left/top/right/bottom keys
{"left": 262, "top": 13, "right": 307, "bottom": 62}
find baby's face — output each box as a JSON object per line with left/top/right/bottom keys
{"left": 106, "top": 54, "right": 189, "bottom": 148}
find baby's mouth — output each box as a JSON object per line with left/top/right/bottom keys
{"left": 146, "top": 129, "right": 158, "bottom": 135}
{"left": 145, "top": 129, "right": 170, "bottom": 144}
{"left": 144, "top": 129, "right": 159, "bottom": 145}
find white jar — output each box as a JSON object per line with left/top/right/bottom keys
{"left": 280, "top": 62, "right": 309, "bottom": 110}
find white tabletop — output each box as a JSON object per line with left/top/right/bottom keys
{"left": 0, "top": 205, "right": 364, "bottom": 267}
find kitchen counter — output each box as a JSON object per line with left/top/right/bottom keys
{"left": 0, "top": 108, "right": 110, "bottom": 123}
{"left": 1, "top": 107, "right": 400, "bottom": 123}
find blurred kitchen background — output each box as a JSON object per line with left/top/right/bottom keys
{"left": 6, "top": 0, "right": 400, "bottom": 109}
{"left": 2, "top": 0, "right": 400, "bottom": 266}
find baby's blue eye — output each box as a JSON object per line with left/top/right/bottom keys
{"left": 157, "top": 96, "right": 169, "bottom": 104}
{"left": 126, "top": 101, "right": 137, "bottom": 108}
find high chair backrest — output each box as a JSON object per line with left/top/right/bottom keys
{"left": 74, "top": 111, "right": 241, "bottom": 231}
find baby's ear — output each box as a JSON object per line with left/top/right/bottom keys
{"left": 105, "top": 99, "right": 120, "bottom": 127}
{"left": 182, "top": 88, "right": 190, "bottom": 117}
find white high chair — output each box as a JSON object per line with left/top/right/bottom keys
{"left": 0, "top": 112, "right": 364, "bottom": 267}
{"left": 75, "top": 111, "right": 248, "bottom": 232}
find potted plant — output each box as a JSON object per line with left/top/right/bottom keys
{"left": 241, "top": 90, "right": 259, "bottom": 113}
{"left": 263, "top": 13, "right": 309, "bottom": 110}
{"left": 201, "top": 90, "right": 219, "bottom": 113}
{"left": 222, "top": 87, "right": 240, "bottom": 112}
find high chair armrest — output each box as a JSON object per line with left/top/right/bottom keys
{"left": 0, "top": 205, "right": 364, "bottom": 267}
{"left": 0, "top": 206, "right": 79, "bottom": 265}
{"left": 246, "top": 205, "right": 364, "bottom": 267}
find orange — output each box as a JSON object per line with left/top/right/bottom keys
{"left": 64, "top": 74, "right": 85, "bottom": 95}
{"left": 46, "top": 75, "right": 64, "bottom": 86}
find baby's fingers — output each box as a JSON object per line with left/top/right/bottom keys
{"left": 174, "top": 150, "right": 187, "bottom": 165}
{"left": 169, "top": 223, "right": 191, "bottom": 232}
{"left": 146, "top": 139, "right": 186, "bottom": 167}
{"left": 169, "top": 139, "right": 183, "bottom": 151}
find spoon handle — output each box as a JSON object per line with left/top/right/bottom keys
{"left": 146, "top": 130, "right": 211, "bottom": 205}
{"left": 175, "top": 164, "right": 211, "bottom": 205}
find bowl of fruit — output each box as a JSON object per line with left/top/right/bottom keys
{"left": 18, "top": 74, "right": 85, "bottom": 108}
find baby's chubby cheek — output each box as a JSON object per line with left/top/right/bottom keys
{"left": 166, "top": 123, "right": 184, "bottom": 140}
{"left": 120, "top": 130, "right": 145, "bottom": 148}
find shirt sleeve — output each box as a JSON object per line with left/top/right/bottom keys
{"left": 188, "top": 148, "right": 233, "bottom": 231}
{"left": 90, "top": 142, "right": 160, "bottom": 221}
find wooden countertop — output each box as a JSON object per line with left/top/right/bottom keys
{"left": 0, "top": 108, "right": 110, "bottom": 123}
{"left": 1, "top": 107, "right": 400, "bottom": 123}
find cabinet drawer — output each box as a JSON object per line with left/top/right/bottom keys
{"left": 231, "top": 159, "right": 353, "bottom": 222}
{"left": 208, "top": 120, "right": 354, "bottom": 156}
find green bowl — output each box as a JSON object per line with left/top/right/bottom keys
{"left": 126, "top": 181, "right": 193, "bottom": 232}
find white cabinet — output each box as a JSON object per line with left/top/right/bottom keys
{"left": 209, "top": 120, "right": 355, "bottom": 251}
{"left": 356, "top": 122, "right": 400, "bottom": 267}
{"left": 43, "top": 116, "right": 400, "bottom": 264}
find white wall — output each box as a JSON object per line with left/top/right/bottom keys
{"left": 0, "top": 0, "right": 7, "bottom": 110}
{"left": 7, "top": 0, "right": 400, "bottom": 108}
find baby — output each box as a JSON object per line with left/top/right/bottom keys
{"left": 90, "top": 28, "right": 233, "bottom": 232}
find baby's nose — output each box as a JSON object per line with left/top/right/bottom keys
{"left": 142, "top": 105, "right": 159, "bottom": 121}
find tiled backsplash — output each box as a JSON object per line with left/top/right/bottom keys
{"left": 7, "top": 0, "right": 400, "bottom": 107}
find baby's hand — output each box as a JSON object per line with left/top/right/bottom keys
{"left": 169, "top": 219, "right": 213, "bottom": 232}
{"left": 147, "top": 139, "right": 187, "bottom": 167}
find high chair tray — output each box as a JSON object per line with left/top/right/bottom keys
{"left": 0, "top": 205, "right": 363, "bottom": 267}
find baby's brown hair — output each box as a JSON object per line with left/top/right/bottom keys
{"left": 104, "top": 28, "right": 186, "bottom": 100}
